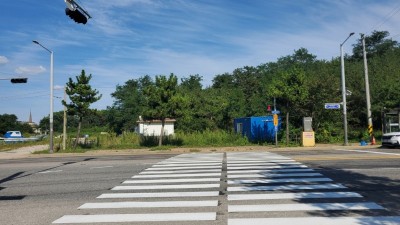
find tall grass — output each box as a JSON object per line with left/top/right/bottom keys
{"left": 175, "top": 130, "right": 250, "bottom": 147}
{"left": 54, "top": 129, "right": 251, "bottom": 152}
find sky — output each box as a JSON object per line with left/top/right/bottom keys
{"left": 1, "top": 0, "right": 400, "bottom": 124}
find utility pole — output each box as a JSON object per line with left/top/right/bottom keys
{"left": 274, "top": 97, "right": 278, "bottom": 147}
{"left": 63, "top": 86, "right": 67, "bottom": 151}
{"left": 362, "top": 34, "right": 374, "bottom": 143}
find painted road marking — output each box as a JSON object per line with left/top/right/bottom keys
{"left": 97, "top": 191, "right": 220, "bottom": 199}
{"left": 112, "top": 183, "right": 220, "bottom": 190}
{"left": 228, "top": 191, "right": 363, "bottom": 201}
{"left": 79, "top": 200, "right": 218, "bottom": 209}
{"left": 146, "top": 165, "right": 222, "bottom": 170}
{"left": 228, "top": 172, "right": 323, "bottom": 179}
{"left": 227, "top": 162, "right": 301, "bottom": 166}
{"left": 132, "top": 173, "right": 221, "bottom": 178}
{"left": 152, "top": 163, "right": 222, "bottom": 167}
{"left": 227, "top": 168, "right": 314, "bottom": 174}
{"left": 140, "top": 169, "right": 221, "bottom": 174}
{"left": 123, "top": 178, "right": 220, "bottom": 184}
{"left": 228, "top": 202, "right": 383, "bottom": 212}
{"left": 228, "top": 217, "right": 400, "bottom": 225}
{"left": 228, "top": 177, "right": 332, "bottom": 184}
{"left": 227, "top": 160, "right": 295, "bottom": 163}
{"left": 227, "top": 165, "right": 307, "bottom": 170}
{"left": 228, "top": 183, "right": 347, "bottom": 192}
{"left": 53, "top": 212, "right": 216, "bottom": 223}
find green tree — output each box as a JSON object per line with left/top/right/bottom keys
{"left": 108, "top": 76, "right": 152, "bottom": 133}
{"left": 0, "top": 114, "right": 33, "bottom": 135}
{"left": 0, "top": 114, "right": 19, "bottom": 135}
{"left": 62, "top": 70, "right": 102, "bottom": 148}
{"left": 143, "top": 73, "right": 184, "bottom": 146}
{"left": 268, "top": 67, "right": 309, "bottom": 144}
{"left": 352, "top": 30, "right": 398, "bottom": 60}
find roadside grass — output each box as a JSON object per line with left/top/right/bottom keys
{"left": 37, "top": 130, "right": 255, "bottom": 153}
{"left": 9, "top": 128, "right": 375, "bottom": 154}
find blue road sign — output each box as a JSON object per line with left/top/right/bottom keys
{"left": 324, "top": 103, "right": 341, "bottom": 109}
{"left": 271, "top": 110, "right": 280, "bottom": 114}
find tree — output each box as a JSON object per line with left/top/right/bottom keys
{"left": 108, "top": 76, "right": 152, "bottom": 133}
{"left": 62, "top": 70, "right": 102, "bottom": 148}
{"left": 352, "top": 30, "right": 398, "bottom": 60}
{"left": 267, "top": 67, "right": 309, "bottom": 144}
{"left": 143, "top": 73, "right": 183, "bottom": 146}
{"left": 0, "top": 114, "right": 33, "bottom": 135}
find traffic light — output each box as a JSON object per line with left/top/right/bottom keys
{"left": 65, "top": 8, "right": 88, "bottom": 24}
{"left": 11, "top": 78, "right": 28, "bottom": 83}
{"left": 64, "top": 0, "right": 91, "bottom": 24}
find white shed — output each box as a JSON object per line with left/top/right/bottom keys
{"left": 136, "top": 118, "right": 176, "bottom": 136}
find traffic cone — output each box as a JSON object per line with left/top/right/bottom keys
{"left": 371, "top": 136, "right": 376, "bottom": 145}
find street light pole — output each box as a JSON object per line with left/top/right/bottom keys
{"left": 33, "top": 40, "right": 54, "bottom": 153}
{"left": 340, "top": 32, "right": 354, "bottom": 146}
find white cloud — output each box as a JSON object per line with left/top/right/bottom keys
{"left": 0, "top": 56, "right": 9, "bottom": 64}
{"left": 15, "top": 66, "right": 46, "bottom": 75}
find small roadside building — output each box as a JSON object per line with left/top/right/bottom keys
{"left": 234, "top": 116, "right": 280, "bottom": 142}
{"left": 136, "top": 118, "right": 176, "bottom": 136}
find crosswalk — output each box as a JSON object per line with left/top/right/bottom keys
{"left": 226, "top": 152, "right": 400, "bottom": 225}
{"left": 53, "top": 153, "right": 223, "bottom": 224}
{"left": 53, "top": 151, "right": 400, "bottom": 224}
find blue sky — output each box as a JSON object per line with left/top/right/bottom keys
{"left": 1, "top": 0, "right": 400, "bottom": 124}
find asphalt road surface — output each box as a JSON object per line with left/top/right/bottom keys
{"left": 0, "top": 147, "right": 399, "bottom": 225}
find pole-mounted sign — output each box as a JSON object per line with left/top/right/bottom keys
{"left": 324, "top": 103, "right": 341, "bottom": 110}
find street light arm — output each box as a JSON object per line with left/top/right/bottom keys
{"left": 33, "top": 40, "right": 53, "bottom": 54}
{"left": 341, "top": 32, "right": 355, "bottom": 46}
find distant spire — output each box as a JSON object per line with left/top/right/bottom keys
{"left": 29, "top": 110, "right": 32, "bottom": 123}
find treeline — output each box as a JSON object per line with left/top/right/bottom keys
{"left": 38, "top": 31, "right": 400, "bottom": 143}
{"left": 0, "top": 114, "right": 33, "bottom": 135}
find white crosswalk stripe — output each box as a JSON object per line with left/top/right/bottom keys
{"left": 228, "top": 172, "right": 323, "bottom": 178}
{"left": 53, "top": 213, "right": 217, "bottom": 223}
{"left": 228, "top": 202, "right": 384, "bottom": 212}
{"left": 112, "top": 183, "right": 220, "bottom": 190}
{"left": 227, "top": 177, "right": 332, "bottom": 184}
{"left": 228, "top": 168, "right": 314, "bottom": 174}
{"left": 123, "top": 177, "right": 220, "bottom": 183}
{"left": 228, "top": 217, "right": 400, "bottom": 225}
{"left": 228, "top": 191, "right": 363, "bottom": 200}
{"left": 79, "top": 200, "right": 219, "bottom": 209}
{"left": 97, "top": 191, "right": 220, "bottom": 199}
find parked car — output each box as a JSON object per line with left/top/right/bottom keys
{"left": 381, "top": 132, "right": 400, "bottom": 147}
{"left": 3, "top": 131, "right": 23, "bottom": 138}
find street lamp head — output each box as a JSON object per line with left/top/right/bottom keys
{"left": 32, "top": 40, "right": 39, "bottom": 45}
{"left": 349, "top": 32, "right": 355, "bottom": 36}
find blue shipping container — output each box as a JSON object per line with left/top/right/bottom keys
{"left": 234, "top": 116, "right": 281, "bottom": 142}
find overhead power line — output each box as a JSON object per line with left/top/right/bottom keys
{"left": 371, "top": 2, "right": 400, "bottom": 31}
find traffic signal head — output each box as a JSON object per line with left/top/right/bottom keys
{"left": 65, "top": 8, "right": 88, "bottom": 24}
{"left": 11, "top": 78, "right": 28, "bottom": 83}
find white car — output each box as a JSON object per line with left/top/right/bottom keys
{"left": 381, "top": 132, "right": 400, "bottom": 147}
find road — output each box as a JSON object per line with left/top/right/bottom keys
{"left": 0, "top": 147, "right": 399, "bottom": 225}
